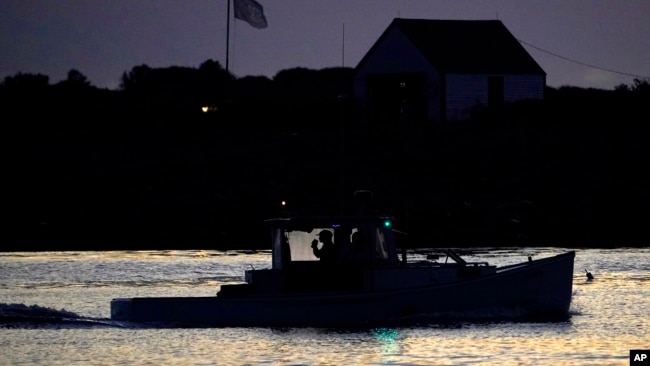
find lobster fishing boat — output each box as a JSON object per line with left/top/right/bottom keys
{"left": 110, "top": 196, "right": 575, "bottom": 327}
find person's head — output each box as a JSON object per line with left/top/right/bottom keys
{"left": 318, "top": 230, "right": 333, "bottom": 243}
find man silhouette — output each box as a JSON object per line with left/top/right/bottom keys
{"left": 311, "top": 230, "right": 336, "bottom": 262}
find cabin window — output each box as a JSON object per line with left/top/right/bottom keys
{"left": 272, "top": 223, "right": 399, "bottom": 269}
{"left": 284, "top": 230, "right": 320, "bottom": 261}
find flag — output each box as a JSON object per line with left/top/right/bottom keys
{"left": 233, "top": 0, "right": 268, "bottom": 29}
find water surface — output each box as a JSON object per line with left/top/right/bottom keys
{"left": 1, "top": 248, "right": 648, "bottom": 365}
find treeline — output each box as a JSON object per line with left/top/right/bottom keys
{"left": 1, "top": 60, "right": 649, "bottom": 251}
{"left": 0, "top": 60, "right": 356, "bottom": 133}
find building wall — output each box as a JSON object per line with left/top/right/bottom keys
{"left": 445, "top": 74, "right": 545, "bottom": 120}
{"left": 355, "top": 27, "right": 545, "bottom": 123}
{"left": 504, "top": 74, "right": 545, "bottom": 101}
{"left": 353, "top": 28, "right": 442, "bottom": 123}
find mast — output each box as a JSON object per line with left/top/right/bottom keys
{"left": 338, "top": 22, "right": 346, "bottom": 215}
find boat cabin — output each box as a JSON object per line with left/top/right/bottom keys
{"left": 267, "top": 216, "right": 401, "bottom": 270}
{"left": 219, "top": 215, "right": 497, "bottom": 297}
{"left": 218, "top": 216, "right": 404, "bottom": 296}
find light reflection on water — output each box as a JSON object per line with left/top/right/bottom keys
{"left": 0, "top": 248, "right": 648, "bottom": 365}
{"left": 0, "top": 324, "right": 636, "bottom": 365}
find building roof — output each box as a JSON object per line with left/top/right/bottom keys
{"left": 357, "top": 18, "right": 546, "bottom": 75}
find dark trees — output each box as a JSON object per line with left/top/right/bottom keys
{"left": 1, "top": 63, "right": 649, "bottom": 250}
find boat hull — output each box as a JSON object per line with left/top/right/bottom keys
{"left": 111, "top": 251, "right": 575, "bottom": 327}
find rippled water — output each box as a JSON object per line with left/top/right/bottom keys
{"left": 1, "top": 248, "right": 648, "bottom": 365}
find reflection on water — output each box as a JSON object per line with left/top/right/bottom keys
{"left": 374, "top": 327, "right": 400, "bottom": 355}
{"left": 0, "top": 248, "right": 648, "bottom": 365}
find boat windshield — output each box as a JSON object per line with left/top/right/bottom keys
{"left": 271, "top": 222, "right": 398, "bottom": 269}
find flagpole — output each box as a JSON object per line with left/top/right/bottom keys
{"left": 226, "top": 0, "right": 231, "bottom": 74}
{"left": 225, "top": 0, "right": 269, "bottom": 108}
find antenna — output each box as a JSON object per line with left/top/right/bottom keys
{"left": 341, "top": 23, "right": 345, "bottom": 67}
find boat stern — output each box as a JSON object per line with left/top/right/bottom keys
{"left": 110, "top": 298, "right": 134, "bottom": 321}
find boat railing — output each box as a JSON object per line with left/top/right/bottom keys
{"left": 415, "top": 249, "right": 487, "bottom": 267}
{"left": 407, "top": 260, "right": 491, "bottom": 268}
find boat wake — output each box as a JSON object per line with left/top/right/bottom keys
{"left": 0, "top": 303, "right": 131, "bottom": 329}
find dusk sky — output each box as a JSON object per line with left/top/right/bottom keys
{"left": 2, "top": 0, "right": 649, "bottom": 90}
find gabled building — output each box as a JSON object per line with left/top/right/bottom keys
{"left": 353, "top": 18, "right": 546, "bottom": 123}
